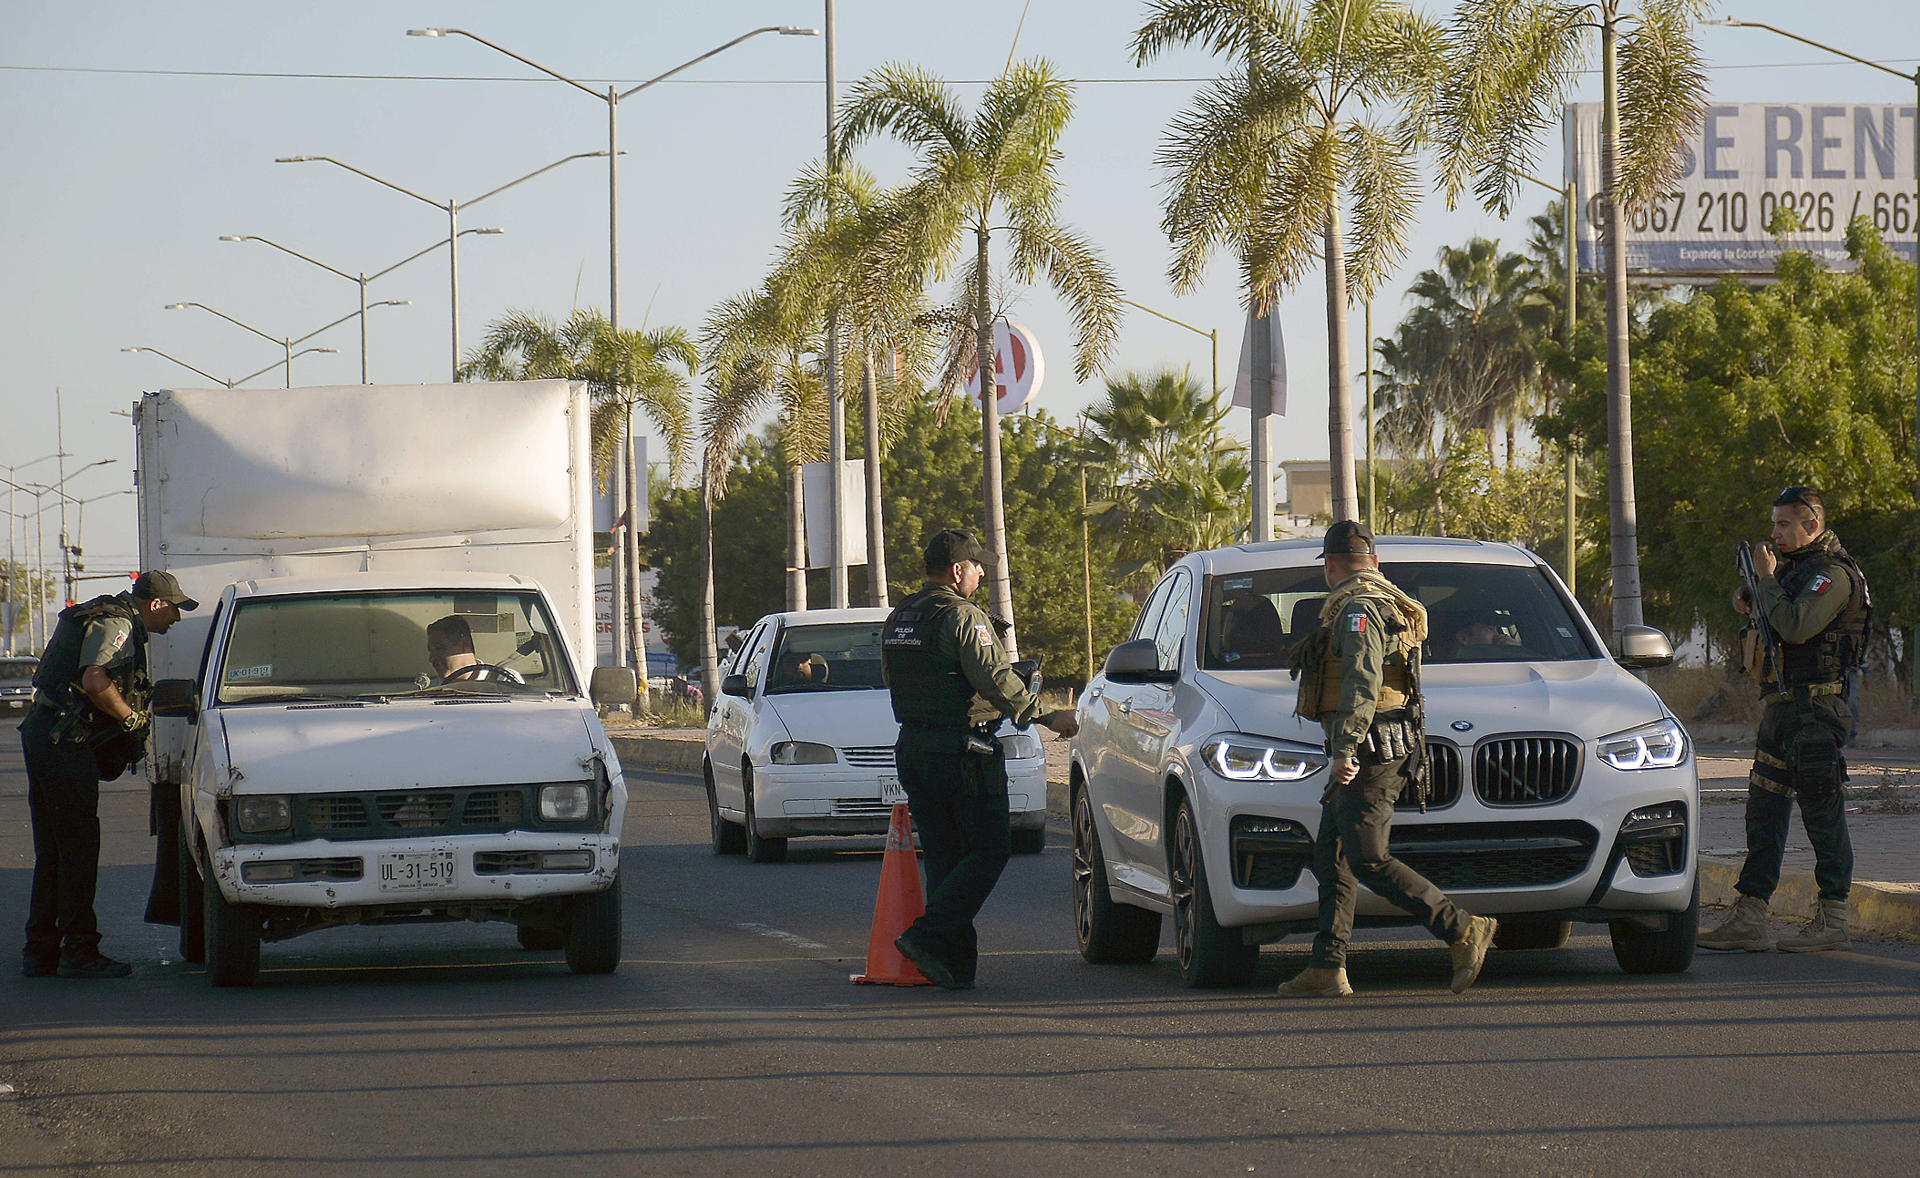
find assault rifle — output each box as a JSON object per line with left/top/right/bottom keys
{"left": 1736, "top": 540, "right": 1782, "bottom": 685}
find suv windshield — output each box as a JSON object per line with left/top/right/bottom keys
{"left": 215, "top": 590, "right": 576, "bottom": 703}
{"left": 1202, "top": 561, "right": 1600, "bottom": 670}
{"left": 766, "top": 622, "right": 886, "bottom": 693}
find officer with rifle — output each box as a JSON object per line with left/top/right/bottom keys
{"left": 880, "top": 528, "right": 1077, "bottom": 990}
{"left": 19, "top": 570, "right": 193, "bottom": 978}
{"left": 1701, "top": 487, "right": 1871, "bottom": 954}
{"left": 1278, "top": 522, "right": 1498, "bottom": 998}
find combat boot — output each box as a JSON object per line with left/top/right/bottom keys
{"left": 1777, "top": 897, "right": 1849, "bottom": 953}
{"left": 1699, "top": 894, "right": 1774, "bottom": 952}
{"left": 1449, "top": 916, "right": 1498, "bottom": 993}
{"left": 1276, "top": 966, "right": 1353, "bottom": 998}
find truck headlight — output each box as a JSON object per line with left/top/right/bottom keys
{"left": 1597, "top": 717, "right": 1689, "bottom": 770}
{"left": 1202, "top": 734, "right": 1326, "bottom": 783}
{"left": 540, "top": 783, "right": 593, "bottom": 822}
{"left": 235, "top": 795, "right": 292, "bottom": 834}
{"left": 770, "top": 740, "right": 836, "bottom": 765}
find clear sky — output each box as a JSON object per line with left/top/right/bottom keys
{"left": 4, "top": 0, "right": 1917, "bottom": 595}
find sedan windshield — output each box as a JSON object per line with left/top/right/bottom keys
{"left": 216, "top": 590, "right": 577, "bottom": 703}
{"left": 766, "top": 622, "right": 887, "bottom": 693}
{"left": 1202, "top": 561, "right": 1600, "bottom": 670}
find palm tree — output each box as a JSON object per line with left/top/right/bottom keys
{"left": 837, "top": 60, "right": 1122, "bottom": 657}
{"left": 462, "top": 308, "right": 697, "bottom": 691}
{"left": 1132, "top": 0, "right": 1449, "bottom": 525}
{"left": 1438, "top": 0, "right": 1709, "bottom": 640}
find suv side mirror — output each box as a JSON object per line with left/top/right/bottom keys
{"left": 720, "top": 673, "right": 753, "bottom": 699}
{"left": 590, "top": 665, "right": 638, "bottom": 707}
{"left": 1104, "top": 637, "right": 1178, "bottom": 685}
{"left": 1614, "top": 625, "right": 1674, "bottom": 669}
{"left": 152, "top": 678, "right": 199, "bottom": 720}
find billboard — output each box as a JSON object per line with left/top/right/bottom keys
{"left": 1567, "top": 101, "right": 1918, "bottom": 275}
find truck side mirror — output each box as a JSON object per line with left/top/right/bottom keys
{"left": 1614, "top": 625, "right": 1674, "bottom": 669}
{"left": 151, "top": 678, "right": 199, "bottom": 720}
{"left": 590, "top": 665, "right": 638, "bottom": 707}
{"left": 1104, "top": 638, "right": 1178, "bottom": 685}
{"left": 720, "top": 673, "right": 753, "bottom": 699}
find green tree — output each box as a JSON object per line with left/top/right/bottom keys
{"left": 838, "top": 60, "right": 1123, "bottom": 657}
{"left": 1439, "top": 0, "right": 1711, "bottom": 641}
{"left": 1132, "top": 0, "right": 1449, "bottom": 524}
{"left": 649, "top": 433, "right": 792, "bottom": 669}
{"left": 1082, "top": 369, "right": 1250, "bottom": 589}
{"left": 2, "top": 561, "right": 56, "bottom": 648}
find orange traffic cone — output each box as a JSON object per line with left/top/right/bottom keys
{"left": 851, "top": 803, "right": 932, "bottom": 986}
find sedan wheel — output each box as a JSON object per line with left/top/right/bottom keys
{"left": 706, "top": 763, "right": 746, "bottom": 855}
{"left": 1170, "top": 799, "right": 1258, "bottom": 988}
{"left": 743, "top": 765, "right": 788, "bottom": 864}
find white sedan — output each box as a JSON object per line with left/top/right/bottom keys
{"left": 703, "top": 608, "right": 1050, "bottom": 862}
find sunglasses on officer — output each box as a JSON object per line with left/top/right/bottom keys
{"left": 1772, "top": 486, "right": 1825, "bottom": 523}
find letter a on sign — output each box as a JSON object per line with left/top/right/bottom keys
{"left": 966, "top": 322, "right": 1046, "bottom": 415}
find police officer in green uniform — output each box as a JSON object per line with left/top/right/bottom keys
{"left": 1701, "top": 487, "right": 1870, "bottom": 954}
{"left": 19, "top": 570, "right": 193, "bottom": 978}
{"left": 881, "top": 528, "right": 1077, "bottom": 990}
{"left": 1278, "top": 522, "right": 1498, "bottom": 998}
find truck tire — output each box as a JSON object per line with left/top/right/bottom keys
{"left": 742, "top": 765, "right": 787, "bottom": 864}
{"left": 1611, "top": 877, "right": 1699, "bottom": 975}
{"left": 565, "top": 882, "right": 622, "bottom": 975}
{"left": 178, "top": 825, "right": 206, "bottom": 965}
{"left": 1072, "top": 786, "right": 1160, "bottom": 964}
{"left": 1170, "top": 798, "right": 1258, "bottom": 988}
{"left": 202, "top": 850, "right": 261, "bottom": 987}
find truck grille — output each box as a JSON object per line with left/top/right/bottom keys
{"left": 379, "top": 792, "right": 456, "bottom": 829}
{"left": 1473, "top": 737, "right": 1580, "bottom": 806}
{"left": 841, "top": 746, "right": 895, "bottom": 768}
{"left": 1398, "top": 742, "right": 1463, "bottom": 810}
{"left": 1390, "top": 820, "right": 1597, "bottom": 889}
{"left": 259, "top": 784, "right": 592, "bottom": 843}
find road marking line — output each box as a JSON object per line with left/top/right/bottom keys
{"left": 734, "top": 922, "right": 830, "bottom": 952}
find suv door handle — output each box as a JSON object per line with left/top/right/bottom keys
{"left": 1087, "top": 687, "right": 1103, "bottom": 702}
{"left": 1119, "top": 700, "right": 1132, "bottom": 716}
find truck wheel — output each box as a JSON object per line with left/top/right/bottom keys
{"left": 1072, "top": 786, "right": 1160, "bottom": 964}
{"left": 1170, "top": 798, "right": 1258, "bottom": 988}
{"left": 1011, "top": 826, "right": 1047, "bottom": 855}
{"left": 564, "top": 883, "right": 622, "bottom": 975}
{"left": 707, "top": 764, "right": 746, "bottom": 855}
{"left": 742, "top": 765, "right": 787, "bottom": 864}
{"left": 1494, "top": 919, "right": 1573, "bottom": 951}
{"left": 1611, "top": 877, "right": 1699, "bottom": 975}
{"left": 516, "top": 925, "right": 565, "bottom": 951}
{"left": 202, "top": 851, "right": 261, "bottom": 988}
{"left": 178, "top": 825, "right": 206, "bottom": 965}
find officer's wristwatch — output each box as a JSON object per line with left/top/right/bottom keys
{"left": 121, "top": 710, "right": 150, "bottom": 733}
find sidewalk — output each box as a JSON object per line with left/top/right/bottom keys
{"left": 604, "top": 722, "right": 1920, "bottom": 943}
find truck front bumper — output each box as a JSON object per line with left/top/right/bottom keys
{"left": 208, "top": 830, "right": 620, "bottom": 909}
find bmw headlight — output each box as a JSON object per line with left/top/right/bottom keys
{"left": 234, "top": 795, "right": 291, "bottom": 833}
{"left": 540, "top": 783, "right": 593, "bottom": 822}
{"left": 1202, "top": 734, "right": 1326, "bottom": 783}
{"left": 770, "top": 740, "right": 836, "bottom": 765}
{"left": 1597, "top": 717, "right": 1689, "bottom": 770}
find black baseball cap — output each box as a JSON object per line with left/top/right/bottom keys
{"left": 1319, "top": 520, "right": 1375, "bottom": 558}
{"left": 132, "top": 569, "right": 198, "bottom": 611}
{"left": 924, "top": 528, "right": 993, "bottom": 572}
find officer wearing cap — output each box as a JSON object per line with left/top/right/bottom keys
{"left": 1701, "top": 486, "right": 1871, "bottom": 954}
{"left": 1278, "top": 522, "right": 1497, "bottom": 998}
{"left": 20, "top": 569, "right": 194, "bottom": 979}
{"left": 881, "top": 528, "right": 1078, "bottom": 990}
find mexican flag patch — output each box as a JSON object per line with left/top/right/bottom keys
{"left": 1810, "top": 574, "right": 1832, "bottom": 595}
{"left": 1347, "top": 613, "right": 1367, "bottom": 634}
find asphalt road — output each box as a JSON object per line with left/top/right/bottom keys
{"left": 4, "top": 738, "right": 1920, "bottom": 1176}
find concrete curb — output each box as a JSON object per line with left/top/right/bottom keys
{"left": 1699, "top": 854, "right": 1920, "bottom": 942}
{"left": 608, "top": 731, "right": 705, "bottom": 777}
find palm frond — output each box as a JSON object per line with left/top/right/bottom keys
{"left": 1437, "top": 0, "right": 1590, "bottom": 214}
{"left": 1132, "top": 0, "right": 1292, "bottom": 66}
{"left": 837, "top": 64, "right": 970, "bottom": 162}
{"left": 1341, "top": 119, "right": 1420, "bottom": 299}
{"left": 1616, "top": 0, "right": 1709, "bottom": 209}
{"left": 1010, "top": 221, "right": 1122, "bottom": 381}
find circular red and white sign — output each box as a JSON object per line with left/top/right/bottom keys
{"left": 964, "top": 322, "right": 1045, "bottom": 415}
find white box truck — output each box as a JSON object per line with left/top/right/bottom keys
{"left": 134, "top": 380, "right": 636, "bottom": 986}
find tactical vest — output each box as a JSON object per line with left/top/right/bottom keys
{"left": 33, "top": 594, "right": 149, "bottom": 739}
{"left": 1311, "top": 608, "right": 1415, "bottom": 718}
{"left": 881, "top": 585, "right": 976, "bottom": 727}
{"left": 1774, "top": 539, "right": 1872, "bottom": 688}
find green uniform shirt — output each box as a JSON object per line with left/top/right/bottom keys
{"left": 886, "top": 582, "right": 1043, "bottom": 729}
{"left": 1756, "top": 561, "right": 1852, "bottom": 644}
{"left": 33, "top": 613, "right": 139, "bottom": 710}
{"left": 1323, "top": 592, "right": 1394, "bottom": 759}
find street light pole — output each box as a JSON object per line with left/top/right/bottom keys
{"left": 1118, "top": 297, "right": 1220, "bottom": 398}
{"left": 1, "top": 452, "right": 61, "bottom": 655}
{"left": 1517, "top": 170, "right": 1581, "bottom": 596}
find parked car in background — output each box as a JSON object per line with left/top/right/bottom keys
{"left": 704, "top": 608, "right": 1050, "bottom": 862}
{"left": 1, "top": 656, "right": 37, "bottom": 714}
{"left": 1070, "top": 536, "right": 1696, "bottom": 987}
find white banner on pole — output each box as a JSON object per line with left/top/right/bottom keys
{"left": 800, "top": 460, "right": 868, "bottom": 569}
{"left": 1566, "top": 100, "right": 1919, "bottom": 276}
{"left": 1231, "top": 304, "right": 1286, "bottom": 412}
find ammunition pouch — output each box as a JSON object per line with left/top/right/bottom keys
{"left": 1741, "top": 626, "right": 1768, "bottom": 685}
{"left": 1789, "top": 725, "right": 1845, "bottom": 801}
{"left": 1289, "top": 626, "right": 1329, "bottom": 722}
{"left": 964, "top": 729, "right": 1001, "bottom": 757}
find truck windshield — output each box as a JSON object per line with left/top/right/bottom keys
{"left": 1202, "top": 561, "right": 1601, "bottom": 671}
{"left": 215, "top": 590, "right": 578, "bottom": 703}
{"left": 766, "top": 622, "right": 887, "bottom": 693}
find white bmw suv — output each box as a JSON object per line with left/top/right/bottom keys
{"left": 1070, "top": 537, "right": 1697, "bottom": 987}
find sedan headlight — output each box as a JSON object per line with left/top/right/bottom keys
{"left": 1000, "top": 731, "right": 1043, "bottom": 760}
{"left": 1597, "top": 717, "right": 1689, "bottom": 770}
{"left": 1202, "top": 734, "right": 1326, "bottom": 783}
{"left": 539, "top": 783, "right": 593, "bottom": 822}
{"left": 770, "top": 740, "right": 836, "bottom": 765}
{"left": 234, "top": 795, "right": 291, "bottom": 834}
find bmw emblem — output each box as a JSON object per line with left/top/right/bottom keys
{"left": 1450, "top": 720, "right": 1474, "bottom": 732}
